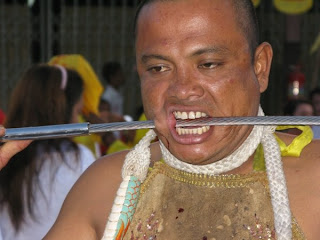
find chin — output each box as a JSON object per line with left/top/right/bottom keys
{"left": 171, "top": 147, "right": 213, "bottom": 165}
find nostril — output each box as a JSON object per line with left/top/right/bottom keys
{"left": 168, "top": 80, "right": 205, "bottom": 101}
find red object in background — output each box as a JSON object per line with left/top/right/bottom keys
{"left": 288, "top": 64, "right": 305, "bottom": 99}
{"left": 0, "top": 109, "right": 5, "bottom": 124}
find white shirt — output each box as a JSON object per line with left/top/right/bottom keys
{"left": 0, "top": 143, "right": 95, "bottom": 240}
{"left": 101, "top": 86, "right": 123, "bottom": 115}
{"left": 312, "top": 125, "right": 320, "bottom": 139}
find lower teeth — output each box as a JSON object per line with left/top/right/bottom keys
{"left": 176, "top": 126, "right": 210, "bottom": 135}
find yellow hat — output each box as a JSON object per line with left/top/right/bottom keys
{"left": 48, "top": 54, "right": 103, "bottom": 116}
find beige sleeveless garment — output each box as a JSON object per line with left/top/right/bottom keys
{"left": 123, "top": 161, "right": 305, "bottom": 240}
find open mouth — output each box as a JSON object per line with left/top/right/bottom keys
{"left": 173, "top": 111, "right": 211, "bottom": 135}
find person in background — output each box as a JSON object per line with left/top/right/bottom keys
{"left": 99, "top": 98, "right": 125, "bottom": 124}
{"left": 98, "top": 98, "right": 122, "bottom": 154}
{"left": 101, "top": 62, "right": 132, "bottom": 141}
{"left": 101, "top": 62, "right": 125, "bottom": 115}
{"left": 283, "top": 99, "right": 314, "bottom": 116}
{"left": 48, "top": 54, "right": 103, "bottom": 121}
{"left": 48, "top": 54, "right": 106, "bottom": 157}
{"left": 309, "top": 87, "right": 320, "bottom": 116}
{"left": 281, "top": 99, "right": 314, "bottom": 135}
{"left": 309, "top": 88, "right": 320, "bottom": 138}
{"left": 0, "top": 64, "right": 95, "bottom": 240}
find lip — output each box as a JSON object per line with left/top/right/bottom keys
{"left": 167, "top": 108, "right": 213, "bottom": 145}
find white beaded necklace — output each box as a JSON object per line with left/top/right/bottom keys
{"left": 104, "top": 106, "right": 292, "bottom": 240}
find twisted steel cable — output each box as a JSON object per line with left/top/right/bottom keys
{"left": 175, "top": 116, "right": 320, "bottom": 127}
{"left": 1, "top": 116, "right": 320, "bottom": 140}
{"left": 89, "top": 120, "right": 155, "bottom": 133}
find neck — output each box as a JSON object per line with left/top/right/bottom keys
{"left": 160, "top": 123, "right": 264, "bottom": 176}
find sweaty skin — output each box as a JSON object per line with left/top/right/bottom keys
{"left": 136, "top": 0, "right": 270, "bottom": 165}
{"left": 44, "top": 0, "right": 320, "bottom": 239}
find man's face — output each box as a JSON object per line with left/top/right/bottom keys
{"left": 136, "top": 0, "right": 270, "bottom": 165}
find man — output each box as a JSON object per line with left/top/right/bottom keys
{"left": 44, "top": 0, "right": 320, "bottom": 239}
{"left": 0, "top": 126, "right": 31, "bottom": 170}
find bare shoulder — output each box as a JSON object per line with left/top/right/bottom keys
{"left": 44, "top": 150, "right": 130, "bottom": 240}
{"left": 44, "top": 142, "right": 162, "bottom": 240}
{"left": 277, "top": 132, "right": 320, "bottom": 239}
{"left": 279, "top": 132, "right": 320, "bottom": 178}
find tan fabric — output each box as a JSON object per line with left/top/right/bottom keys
{"left": 124, "top": 162, "right": 305, "bottom": 240}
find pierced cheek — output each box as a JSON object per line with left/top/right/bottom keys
{"left": 154, "top": 124, "right": 170, "bottom": 147}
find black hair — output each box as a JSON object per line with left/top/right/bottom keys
{"left": 309, "top": 87, "right": 320, "bottom": 101}
{"left": 102, "top": 62, "right": 122, "bottom": 84}
{"left": 0, "top": 64, "right": 83, "bottom": 231}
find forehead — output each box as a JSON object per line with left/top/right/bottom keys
{"left": 135, "top": 0, "right": 247, "bottom": 54}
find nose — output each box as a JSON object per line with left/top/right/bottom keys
{"left": 168, "top": 67, "right": 204, "bottom": 101}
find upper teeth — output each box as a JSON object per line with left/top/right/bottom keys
{"left": 173, "top": 111, "right": 210, "bottom": 135}
{"left": 173, "top": 111, "right": 207, "bottom": 120}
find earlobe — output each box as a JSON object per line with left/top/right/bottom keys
{"left": 254, "top": 42, "right": 273, "bottom": 93}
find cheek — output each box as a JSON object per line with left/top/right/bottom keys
{"left": 141, "top": 79, "right": 168, "bottom": 119}
{"left": 226, "top": 72, "right": 260, "bottom": 96}
{"left": 211, "top": 75, "right": 260, "bottom": 115}
{"left": 141, "top": 81, "right": 154, "bottom": 118}
{"left": 207, "top": 77, "right": 241, "bottom": 98}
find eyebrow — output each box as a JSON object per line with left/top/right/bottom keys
{"left": 141, "top": 54, "right": 170, "bottom": 64}
{"left": 189, "top": 46, "right": 230, "bottom": 57}
{"left": 140, "top": 46, "right": 230, "bottom": 64}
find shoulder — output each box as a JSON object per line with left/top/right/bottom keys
{"left": 275, "top": 131, "right": 320, "bottom": 181}
{"left": 70, "top": 150, "right": 130, "bottom": 234}
{"left": 278, "top": 132, "right": 320, "bottom": 175}
{"left": 277, "top": 132, "right": 320, "bottom": 238}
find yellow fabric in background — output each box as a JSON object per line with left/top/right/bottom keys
{"left": 310, "top": 32, "right": 320, "bottom": 55}
{"left": 273, "top": 0, "right": 313, "bottom": 15}
{"left": 107, "top": 140, "right": 133, "bottom": 155}
{"left": 253, "top": 125, "right": 313, "bottom": 171}
{"left": 73, "top": 115, "right": 102, "bottom": 158}
{"left": 252, "top": 0, "right": 260, "bottom": 8}
{"left": 48, "top": 54, "right": 103, "bottom": 116}
{"left": 133, "top": 113, "right": 149, "bottom": 145}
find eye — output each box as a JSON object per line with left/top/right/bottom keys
{"left": 199, "top": 62, "right": 218, "bottom": 69}
{"left": 148, "top": 65, "right": 170, "bottom": 73}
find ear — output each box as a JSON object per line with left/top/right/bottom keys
{"left": 253, "top": 42, "right": 273, "bottom": 93}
